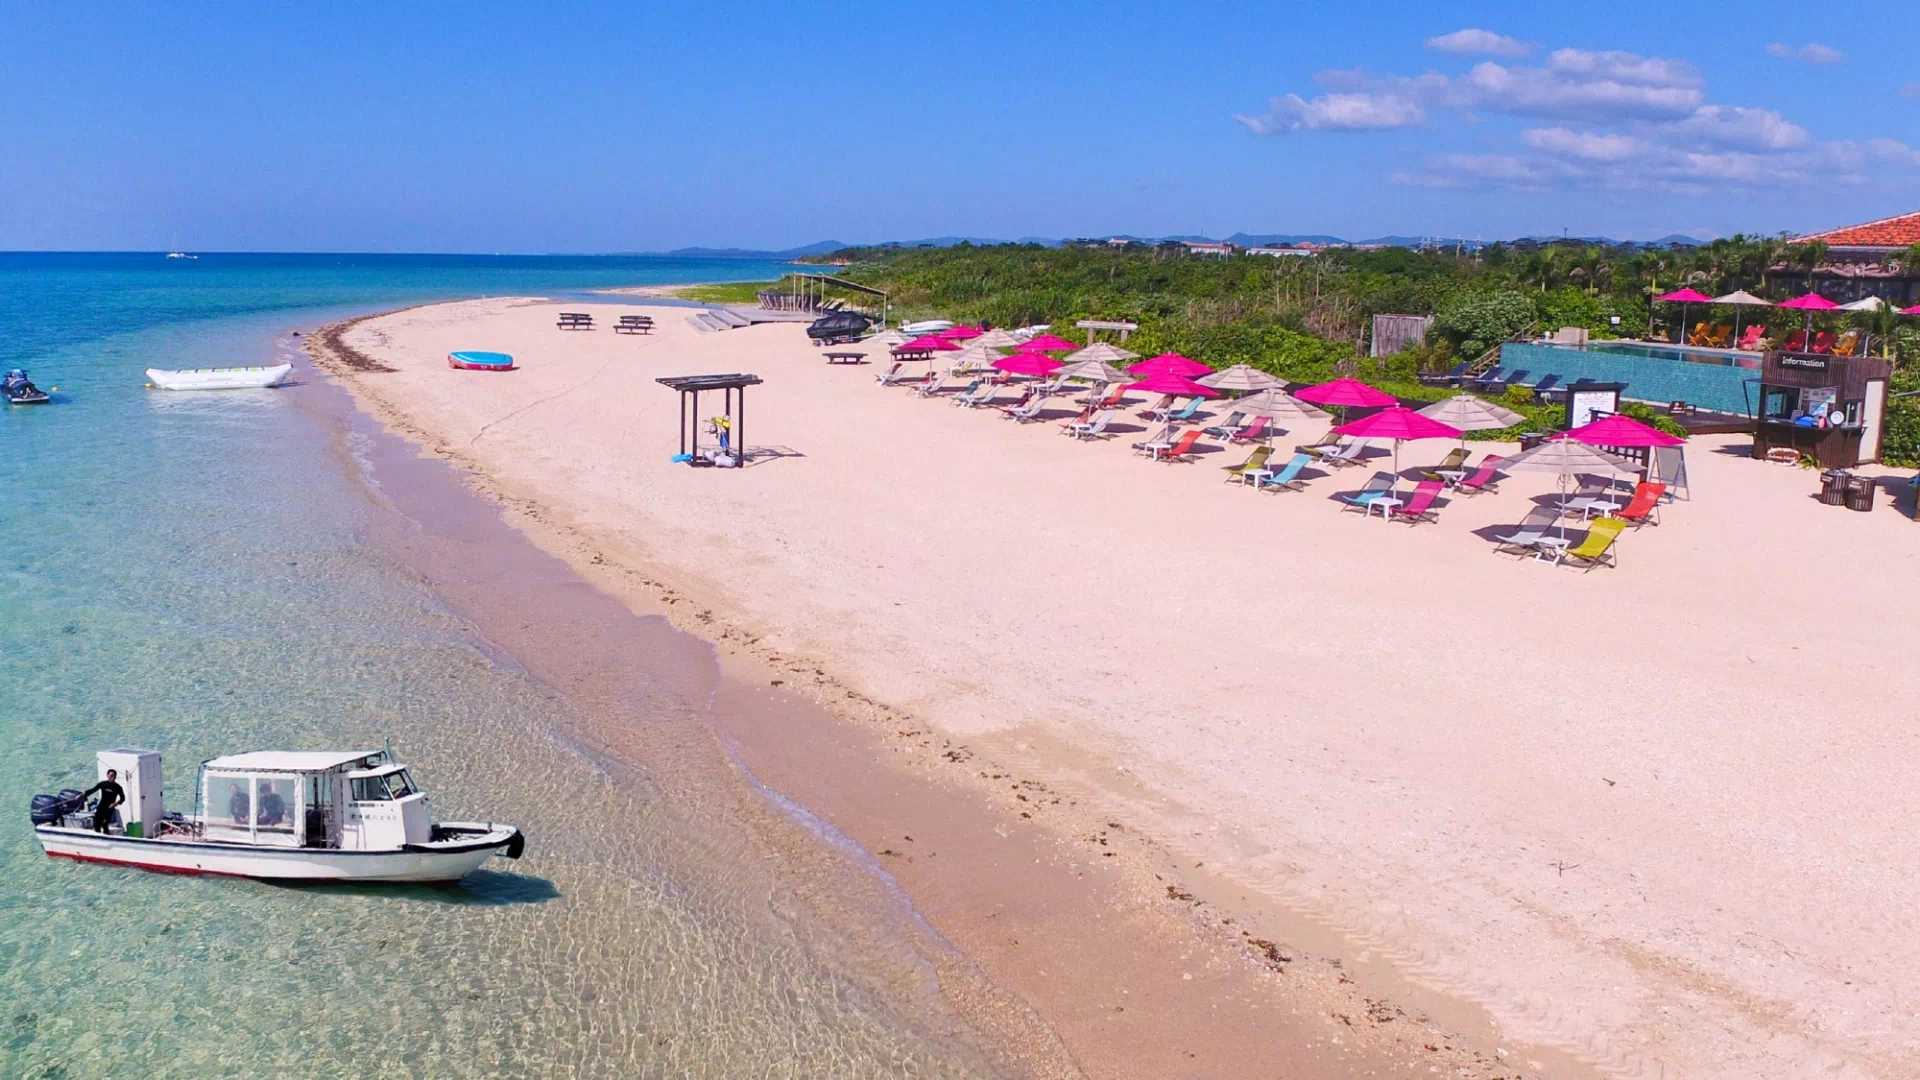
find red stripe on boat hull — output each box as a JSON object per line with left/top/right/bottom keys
{"left": 46, "top": 849, "right": 252, "bottom": 878}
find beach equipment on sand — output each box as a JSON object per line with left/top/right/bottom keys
{"left": 1295, "top": 377, "right": 1395, "bottom": 409}
{"left": 446, "top": 351, "right": 517, "bottom": 372}
{"left": 1222, "top": 445, "right": 1274, "bottom": 482}
{"left": 1054, "top": 357, "right": 1131, "bottom": 384}
{"left": 1332, "top": 407, "right": 1463, "bottom": 493}
{"left": 1228, "top": 387, "right": 1328, "bottom": 421}
{"left": 993, "top": 351, "right": 1062, "bottom": 377}
{"left": 946, "top": 344, "right": 1006, "bottom": 372}
{"left": 864, "top": 329, "right": 910, "bottom": 349}
{"left": 899, "top": 335, "right": 962, "bottom": 352}
{"left": 1125, "top": 371, "right": 1219, "bottom": 399}
{"left": 1545, "top": 516, "right": 1627, "bottom": 570}
{"left": 1252, "top": 452, "right": 1313, "bottom": 492}
{"left": 1062, "top": 341, "right": 1139, "bottom": 366}
{"left": 147, "top": 363, "right": 295, "bottom": 389}
{"left": 1497, "top": 437, "right": 1642, "bottom": 544}
{"left": 1564, "top": 413, "right": 1685, "bottom": 449}
{"left": 1128, "top": 353, "right": 1213, "bottom": 378}
{"left": 1417, "top": 393, "right": 1524, "bottom": 433}
{"left": 939, "top": 325, "right": 983, "bottom": 340}
{"left": 970, "top": 328, "right": 1023, "bottom": 349}
{"left": 1388, "top": 479, "right": 1446, "bottom": 524}
{"left": 1197, "top": 364, "right": 1285, "bottom": 394}
{"left": 1018, "top": 333, "right": 1079, "bottom": 352}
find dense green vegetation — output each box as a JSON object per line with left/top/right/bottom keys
{"left": 779, "top": 239, "right": 1920, "bottom": 462}
{"left": 667, "top": 280, "right": 771, "bottom": 305}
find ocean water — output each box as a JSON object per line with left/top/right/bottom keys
{"left": 0, "top": 255, "right": 998, "bottom": 1078}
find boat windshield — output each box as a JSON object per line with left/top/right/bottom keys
{"left": 350, "top": 770, "right": 417, "bottom": 801}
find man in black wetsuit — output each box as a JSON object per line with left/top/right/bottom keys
{"left": 78, "top": 769, "right": 125, "bottom": 834}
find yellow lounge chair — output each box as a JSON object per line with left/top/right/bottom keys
{"left": 1685, "top": 321, "right": 1713, "bottom": 346}
{"left": 1548, "top": 517, "right": 1626, "bottom": 571}
{"left": 1705, "top": 324, "right": 1732, "bottom": 348}
{"left": 1222, "top": 445, "right": 1273, "bottom": 482}
{"left": 1830, "top": 330, "right": 1860, "bottom": 357}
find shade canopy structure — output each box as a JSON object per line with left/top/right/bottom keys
{"left": 1062, "top": 341, "right": 1139, "bottom": 366}
{"left": 657, "top": 373, "right": 764, "bottom": 468}
{"left": 1126, "top": 371, "right": 1220, "bottom": 397}
{"left": 939, "top": 325, "right": 983, "bottom": 340}
{"left": 1227, "top": 387, "right": 1329, "bottom": 421}
{"left": 1564, "top": 414, "right": 1685, "bottom": 448}
{"left": 946, "top": 344, "right": 1007, "bottom": 372}
{"left": 992, "top": 351, "right": 1062, "bottom": 377}
{"left": 1500, "top": 437, "right": 1643, "bottom": 538}
{"left": 898, "top": 335, "right": 961, "bottom": 352}
{"left": 864, "top": 329, "right": 910, "bottom": 349}
{"left": 1018, "top": 333, "right": 1080, "bottom": 352}
{"left": 1197, "top": 364, "right": 1286, "bottom": 394}
{"left": 1416, "top": 393, "right": 1526, "bottom": 432}
{"left": 1295, "top": 377, "right": 1396, "bottom": 408}
{"left": 970, "top": 328, "right": 1023, "bottom": 349}
{"left": 1840, "top": 296, "right": 1887, "bottom": 312}
{"left": 1053, "top": 357, "right": 1132, "bottom": 384}
{"left": 1655, "top": 288, "right": 1715, "bottom": 303}
{"left": 1332, "top": 407, "right": 1462, "bottom": 491}
{"left": 1128, "top": 352, "right": 1213, "bottom": 378}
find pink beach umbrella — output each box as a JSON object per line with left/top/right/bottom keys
{"left": 1018, "top": 333, "right": 1080, "bottom": 352}
{"left": 993, "top": 351, "right": 1063, "bottom": 377}
{"left": 1295, "top": 377, "right": 1396, "bottom": 409}
{"left": 1125, "top": 371, "right": 1220, "bottom": 398}
{"left": 939, "top": 325, "right": 983, "bottom": 340}
{"left": 1654, "top": 287, "right": 1715, "bottom": 343}
{"left": 1563, "top": 414, "right": 1685, "bottom": 449}
{"left": 1332, "top": 406, "right": 1462, "bottom": 489}
{"left": 1777, "top": 292, "right": 1840, "bottom": 338}
{"left": 898, "top": 335, "right": 961, "bottom": 353}
{"left": 1902, "top": 303, "right": 1920, "bottom": 316}
{"left": 1128, "top": 352, "right": 1214, "bottom": 378}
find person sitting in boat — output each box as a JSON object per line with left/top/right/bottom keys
{"left": 77, "top": 770, "right": 124, "bottom": 834}
{"left": 228, "top": 781, "right": 250, "bottom": 824}
{"left": 256, "top": 781, "right": 287, "bottom": 828}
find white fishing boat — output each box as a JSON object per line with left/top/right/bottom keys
{"left": 146, "top": 363, "right": 293, "bottom": 390}
{"left": 32, "top": 747, "right": 525, "bottom": 883}
{"left": 165, "top": 251, "right": 197, "bottom": 260}
{"left": 899, "top": 319, "right": 954, "bottom": 336}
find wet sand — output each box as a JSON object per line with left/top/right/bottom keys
{"left": 301, "top": 308, "right": 1565, "bottom": 1079}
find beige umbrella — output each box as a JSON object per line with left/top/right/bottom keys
{"left": 946, "top": 344, "right": 1006, "bottom": 373}
{"left": 970, "top": 328, "right": 1023, "bottom": 349}
{"left": 1711, "top": 289, "right": 1773, "bottom": 344}
{"left": 1197, "top": 363, "right": 1286, "bottom": 394}
{"left": 864, "top": 329, "right": 910, "bottom": 349}
{"left": 1223, "top": 387, "right": 1328, "bottom": 420}
{"left": 1417, "top": 393, "right": 1526, "bottom": 431}
{"left": 1840, "top": 296, "right": 1887, "bottom": 312}
{"left": 1063, "top": 341, "right": 1139, "bottom": 366}
{"left": 1500, "top": 437, "right": 1642, "bottom": 541}
{"left": 1053, "top": 357, "right": 1131, "bottom": 383}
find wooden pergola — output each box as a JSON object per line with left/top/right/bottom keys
{"left": 656, "top": 373, "right": 764, "bottom": 468}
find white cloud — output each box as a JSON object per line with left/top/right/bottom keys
{"left": 1234, "top": 92, "right": 1425, "bottom": 134}
{"left": 1664, "top": 106, "right": 1809, "bottom": 151}
{"left": 1545, "top": 48, "right": 1700, "bottom": 88}
{"left": 1458, "top": 58, "right": 1703, "bottom": 120}
{"left": 1522, "top": 127, "right": 1647, "bottom": 161}
{"left": 1767, "top": 43, "right": 1846, "bottom": 65}
{"left": 1425, "top": 29, "right": 1531, "bottom": 58}
{"left": 1866, "top": 138, "right": 1920, "bottom": 168}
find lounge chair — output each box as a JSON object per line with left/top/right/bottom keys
{"left": 1467, "top": 367, "right": 1507, "bottom": 391}
{"left": 913, "top": 372, "right": 952, "bottom": 398}
{"left": 1166, "top": 397, "right": 1204, "bottom": 423}
{"left": 1228, "top": 416, "right": 1272, "bottom": 444}
{"left": 1339, "top": 472, "right": 1399, "bottom": 514}
{"left": 1145, "top": 429, "right": 1205, "bottom": 462}
{"left": 1419, "top": 447, "right": 1470, "bottom": 480}
{"left": 1451, "top": 455, "right": 1504, "bottom": 495}
{"left": 1138, "top": 393, "right": 1175, "bottom": 419}
{"left": 1736, "top": 325, "right": 1766, "bottom": 351}
{"left": 1202, "top": 411, "right": 1247, "bottom": 438}
{"left": 1705, "top": 324, "right": 1732, "bottom": 348}
{"left": 1481, "top": 368, "right": 1528, "bottom": 394}
{"left": 1001, "top": 394, "right": 1050, "bottom": 421}
{"left": 1252, "top": 452, "right": 1313, "bottom": 492}
{"left": 1830, "top": 330, "right": 1861, "bottom": 357}
{"left": 1147, "top": 396, "right": 1199, "bottom": 423}
{"left": 1492, "top": 507, "right": 1561, "bottom": 557}
{"left": 955, "top": 381, "right": 999, "bottom": 407}
{"left": 1318, "top": 440, "right": 1368, "bottom": 468}
{"left": 1686, "top": 321, "right": 1713, "bottom": 346}
{"left": 873, "top": 362, "right": 906, "bottom": 385}
{"left": 1075, "top": 380, "right": 1111, "bottom": 406}
{"left": 1607, "top": 481, "right": 1666, "bottom": 527}
{"left": 1298, "top": 432, "right": 1343, "bottom": 457}
{"left": 1389, "top": 480, "right": 1446, "bottom": 524}
{"left": 1221, "top": 445, "right": 1274, "bottom": 482}
{"left": 1810, "top": 332, "right": 1835, "bottom": 354}
{"left": 1130, "top": 423, "right": 1177, "bottom": 454}
{"left": 1547, "top": 517, "right": 1627, "bottom": 571}
{"left": 1065, "top": 410, "right": 1118, "bottom": 440}
{"left": 1783, "top": 330, "right": 1808, "bottom": 352}
{"left": 1418, "top": 360, "right": 1470, "bottom": 387}
{"left": 1528, "top": 373, "right": 1561, "bottom": 398}
{"left": 1094, "top": 384, "right": 1129, "bottom": 409}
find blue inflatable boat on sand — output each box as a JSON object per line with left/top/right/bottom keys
{"left": 448, "top": 351, "right": 516, "bottom": 372}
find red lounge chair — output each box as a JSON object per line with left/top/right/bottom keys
{"left": 1810, "top": 332, "right": 1835, "bottom": 354}
{"left": 1736, "top": 325, "right": 1766, "bottom": 351}
{"left": 1390, "top": 480, "right": 1445, "bottom": 524}
{"left": 1149, "top": 429, "right": 1205, "bottom": 462}
{"left": 1452, "top": 455, "right": 1504, "bottom": 495}
{"left": 1783, "top": 330, "right": 1808, "bottom": 352}
{"left": 1609, "top": 481, "right": 1666, "bottom": 526}
{"left": 1096, "top": 384, "right": 1129, "bottom": 409}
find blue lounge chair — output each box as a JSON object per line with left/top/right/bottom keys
{"left": 1467, "top": 367, "right": 1506, "bottom": 391}
{"left": 1419, "top": 360, "right": 1470, "bottom": 386}
{"left": 1254, "top": 452, "right": 1312, "bottom": 493}
{"left": 1480, "top": 368, "right": 1528, "bottom": 393}
{"left": 1339, "top": 472, "right": 1399, "bottom": 513}
{"left": 1527, "top": 373, "right": 1561, "bottom": 398}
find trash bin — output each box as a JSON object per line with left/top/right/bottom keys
{"left": 1820, "top": 469, "right": 1851, "bottom": 506}
{"left": 1845, "top": 475, "right": 1876, "bottom": 512}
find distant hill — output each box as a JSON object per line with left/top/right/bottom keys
{"left": 663, "top": 241, "right": 849, "bottom": 259}
{"left": 1225, "top": 233, "right": 1347, "bottom": 247}
{"left": 666, "top": 230, "right": 1714, "bottom": 260}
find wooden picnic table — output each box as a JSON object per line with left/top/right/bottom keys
{"left": 557, "top": 312, "right": 594, "bottom": 330}
{"left": 614, "top": 315, "right": 654, "bottom": 335}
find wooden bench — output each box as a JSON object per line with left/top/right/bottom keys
{"left": 823, "top": 350, "right": 866, "bottom": 365}
{"left": 557, "top": 312, "right": 594, "bottom": 330}
{"left": 614, "top": 314, "right": 654, "bottom": 335}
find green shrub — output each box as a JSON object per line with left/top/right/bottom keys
{"left": 1501, "top": 383, "right": 1536, "bottom": 409}
{"left": 1433, "top": 291, "right": 1537, "bottom": 359}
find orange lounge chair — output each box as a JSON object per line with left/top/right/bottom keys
{"left": 1685, "top": 321, "right": 1713, "bottom": 346}
{"left": 1146, "top": 428, "right": 1205, "bottom": 462}
{"left": 1830, "top": 330, "right": 1861, "bottom": 357}
{"left": 1706, "top": 324, "right": 1732, "bottom": 348}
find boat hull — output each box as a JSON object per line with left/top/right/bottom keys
{"left": 35, "top": 821, "right": 522, "bottom": 883}
{"left": 146, "top": 363, "right": 293, "bottom": 391}
{"left": 448, "top": 350, "right": 516, "bottom": 371}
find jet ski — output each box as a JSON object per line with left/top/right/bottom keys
{"left": 806, "top": 310, "right": 873, "bottom": 346}
{"left": 3, "top": 369, "right": 50, "bottom": 405}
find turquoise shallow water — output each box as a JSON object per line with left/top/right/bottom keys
{"left": 0, "top": 255, "right": 996, "bottom": 1078}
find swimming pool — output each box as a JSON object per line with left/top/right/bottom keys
{"left": 1500, "top": 341, "right": 1759, "bottom": 416}
{"left": 1584, "top": 341, "right": 1762, "bottom": 369}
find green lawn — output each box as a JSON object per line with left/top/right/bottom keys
{"left": 669, "top": 281, "right": 775, "bottom": 305}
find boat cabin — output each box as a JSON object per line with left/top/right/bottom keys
{"left": 198, "top": 750, "right": 432, "bottom": 851}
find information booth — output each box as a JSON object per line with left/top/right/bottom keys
{"left": 1750, "top": 351, "right": 1891, "bottom": 467}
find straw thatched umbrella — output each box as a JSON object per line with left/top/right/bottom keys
{"left": 1416, "top": 394, "right": 1526, "bottom": 448}
{"left": 1197, "top": 364, "right": 1285, "bottom": 394}
{"left": 1063, "top": 342, "right": 1139, "bottom": 366}
{"left": 1223, "top": 387, "right": 1328, "bottom": 421}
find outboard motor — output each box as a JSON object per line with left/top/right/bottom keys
{"left": 30, "top": 792, "right": 75, "bottom": 826}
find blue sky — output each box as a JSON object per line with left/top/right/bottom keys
{"left": 3, "top": 2, "right": 1916, "bottom": 251}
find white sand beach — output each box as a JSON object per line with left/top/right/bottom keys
{"left": 319, "top": 298, "right": 1920, "bottom": 1080}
